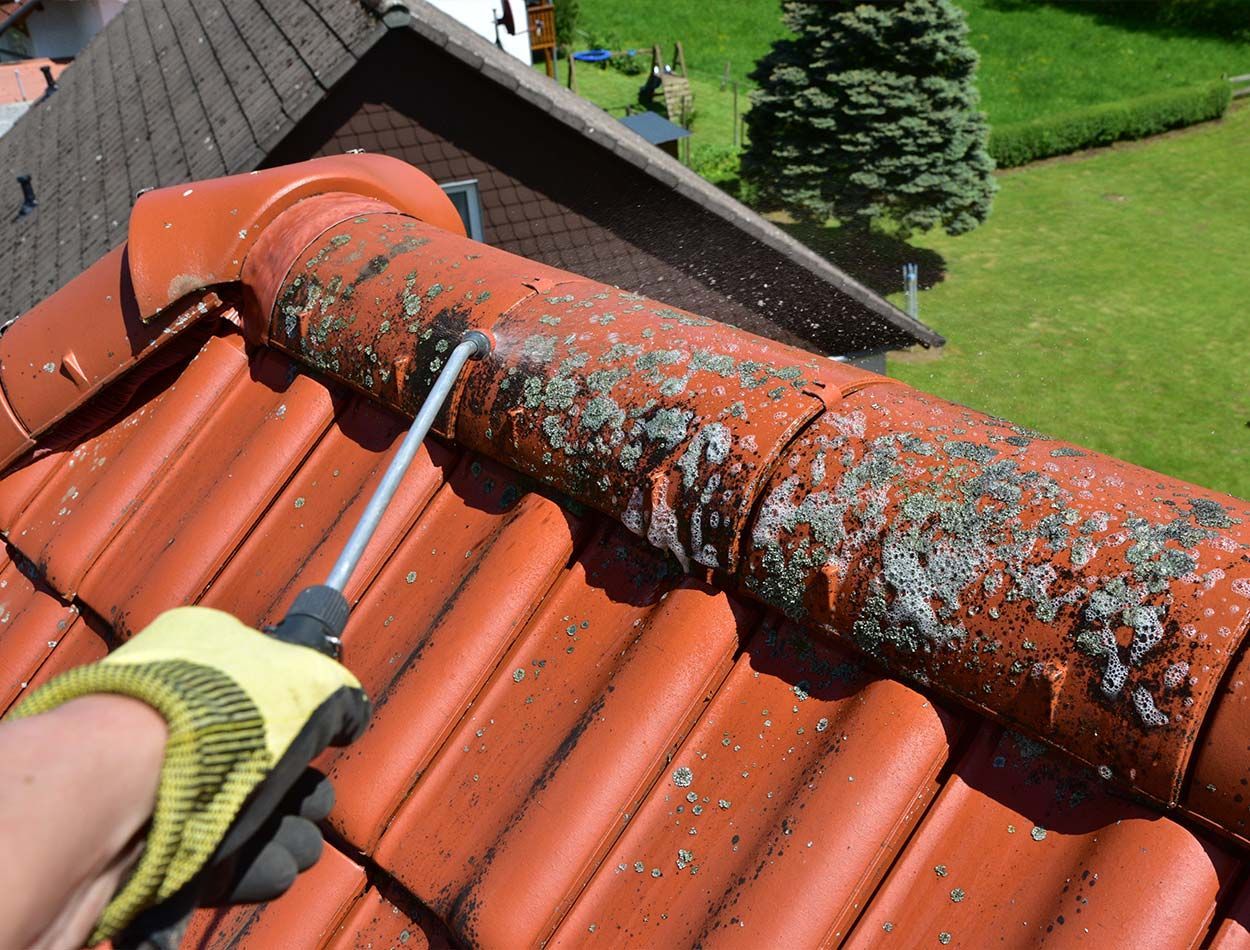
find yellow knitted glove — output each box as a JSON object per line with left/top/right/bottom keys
{"left": 7, "top": 606, "right": 369, "bottom": 944}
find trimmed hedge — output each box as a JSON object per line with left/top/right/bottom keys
{"left": 989, "top": 80, "right": 1232, "bottom": 168}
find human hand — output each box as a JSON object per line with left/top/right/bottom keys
{"left": 7, "top": 606, "right": 370, "bottom": 946}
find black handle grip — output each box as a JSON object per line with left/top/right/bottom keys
{"left": 268, "top": 585, "right": 348, "bottom": 659}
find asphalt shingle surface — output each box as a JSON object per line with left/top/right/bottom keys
{"left": 0, "top": 0, "right": 381, "bottom": 321}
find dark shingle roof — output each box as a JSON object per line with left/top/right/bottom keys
{"left": 0, "top": 0, "right": 941, "bottom": 353}
{"left": 0, "top": 0, "right": 383, "bottom": 320}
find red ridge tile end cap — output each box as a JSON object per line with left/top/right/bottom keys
{"left": 126, "top": 153, "right": 466, "bottom": 321}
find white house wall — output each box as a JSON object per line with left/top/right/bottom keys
{"left": 425, "top": 0, "right": 531, "bottom": 64}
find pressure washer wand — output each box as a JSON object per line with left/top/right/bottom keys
{"left": 269, "top": 330, "right": 491, "bottom": 657}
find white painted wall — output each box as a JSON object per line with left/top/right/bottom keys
{"left": 0, "top": 101, "right": 31, "bottom": 139}
{"left": 23, "top": 0, "right": 126, "bottom": 60}
{"left": 426, "top": 0, "right": 532, "bottom": 64}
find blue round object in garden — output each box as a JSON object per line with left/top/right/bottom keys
{"left": 573, "top": 49, "right": 612, "bottom": 62}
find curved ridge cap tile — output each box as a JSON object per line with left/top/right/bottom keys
{"left": 260, "top": 214, "right": 879, "bottom": 572}
{"left": 126, "top": 154, "right": 466, "bottom": 321}
{"left": 240, "top": 193, "right": 410, "bottom": 346}
{"left": 743, "top": 389, "right": 1250, "bottom": 808}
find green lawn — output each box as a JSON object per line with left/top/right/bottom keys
{"left": 573, "top": 0, "right": 1250, "bottom": 128}
{"left": 888, "top": 105, "right": 1250, "bottom": 499}
{"left": 968, "top": 2, "right": 1250, "bottom": 125}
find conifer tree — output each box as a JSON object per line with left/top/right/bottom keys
{"left": 742, "top": 1, "right": 995, "bottom": 236}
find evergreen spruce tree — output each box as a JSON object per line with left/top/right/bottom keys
{"left": 742, "top": 1, "right": 995, "bottom": 236}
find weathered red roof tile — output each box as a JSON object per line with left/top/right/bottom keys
{"left": 374, "top": 532, "right": 747, "bottom": 945}
{"left": 76, "top": 347, "right": 333, "bottom": 637}
{"left": 1188, "top": 642, "right": 1250, "bottom": 846}
{"left": 17, "top": 613, "right": 108, "bottom": 701}
{"left": 181, "top": 843, "right": 365, "bottom": 949}
{"left": 0, "top": 552, "right": 78, "bottom": 712}
{"left": 326, "top": 882, "right": 455, "bottom": 950}
{"left": 9, "top": 333, "right": 248, "bottom": 597}
{"left": 201, "top": 396, "right": 455, "bottom": 627}
{"left": 0, "top": 448, "right": 64, "bottom": 531}
{"left": 324, "top": 453, "right": 582, "bottom": 852}
{"left": 845, "top": 726, "right": 1237, "bottom": 947}
{"left": 551, "top": 620, "right": 957, "bottom": 947}
{"left": 1210, "top": 882, "right": 1250, "bottom": 949}
{"left": 3, "top": 155, "right": 1250, "bottom": 945}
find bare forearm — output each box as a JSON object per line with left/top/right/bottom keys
{"left": 0, "top": 695, "right": 167, "bottom": 949}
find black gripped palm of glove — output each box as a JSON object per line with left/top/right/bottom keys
{"left": 6, "top": 606, "right": 371, "bottom": 948}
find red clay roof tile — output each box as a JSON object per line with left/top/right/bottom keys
{"left": 845, "top": 726, "right": 1238, "bottom": 948}
{"left": 17, "top": 613, "right": 108, "bottom": 702}
{"left": 1188, "top": 641, "right": 1250, "bottom": 844}
{"left": 200, "top": 395, "right": 456, "bottom": 628}
{"left": 374, "top": 533, "right": 747, "bottom": 945}
{"left": 324, "top": 454, "right": 582, "bottom": 852}
{"left": 551, "top": 620, "right": 957, "bottom": 947}
{"left": 8, "top": 334, "right": 249, "bottom": 597}
{"left": 0, "top": 554, "right": 79, "bottom": 712}
{"left": 180, "top": 843, "right": 365, "bottom": 949}
{"left": 0, "top": 245, "right": 219, "bottom": 447}
{"left": 325, "top": 883, "right": 455, "bottom": 950}
{"left": 4, "top": 157, "right": 1250, "bottom": 945}
{"left": 77, "top": 346, "right": 333, "bottom": 637}
{"left": 0, "top": 448, "right": 66, "bottom": 531}
{"left": 1211, "top": 883, "right": 1250, "bottom": 949}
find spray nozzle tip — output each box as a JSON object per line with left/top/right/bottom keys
{"left": 462, "top": 330, "right": 492, "bottom": 360}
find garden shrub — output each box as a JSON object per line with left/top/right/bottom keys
{"left": 989, "top": 79, "right": 1232, "bottom": 168}
{"left": 690, "top": 144, "right": 741, "bottom": 184}
{"left": 742, "top": 0, "right": 995, "bottom": 237}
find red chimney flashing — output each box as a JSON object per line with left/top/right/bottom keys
{"left": 2, "top": 157, "right": 1249, "bottom": 842}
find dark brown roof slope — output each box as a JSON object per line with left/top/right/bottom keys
{"left": 0, "top": 0, "right": 383, "bottom": 318}
{"left": 382, "top": 2, "right": 939, "bottom": 351}
{"left": 0, "top": 0, "right": 940, "bottom": 355}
